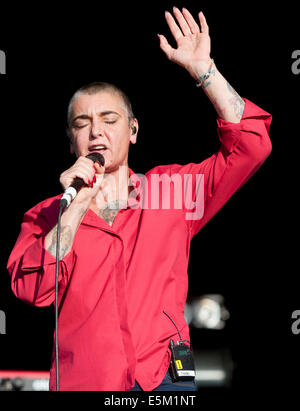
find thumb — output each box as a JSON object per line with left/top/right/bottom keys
{"left": 157, "top": 34, "right": 174, "bottom": 60}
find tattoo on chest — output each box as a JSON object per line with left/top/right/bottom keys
{"left": 98, "top": 200, "right": 126, "bottom": 226}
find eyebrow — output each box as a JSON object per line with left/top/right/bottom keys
{"left": 71, "top": 110, "right": 121, "bottom": 125}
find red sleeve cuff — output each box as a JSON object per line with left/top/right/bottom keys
{"left": 21, "top": 236, "right": 76, "bottom": 275}
{"left": 216, "top": 98, "right": 272, "bottom": 153}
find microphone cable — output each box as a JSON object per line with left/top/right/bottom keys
{"left": 55, "top": 202, "right": 65, "bottom": 391}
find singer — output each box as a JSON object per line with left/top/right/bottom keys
{"left": 7, "top": 8, "right": 272, "bottom": 391}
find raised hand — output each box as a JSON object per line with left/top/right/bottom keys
{"left": 158, "top": 7, "right": 211, "bottom": 78}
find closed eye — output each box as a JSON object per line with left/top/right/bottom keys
{"left": 73, "top": 124, "right": 88, "bottom": 129}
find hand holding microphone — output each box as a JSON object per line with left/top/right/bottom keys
{"left": 60, "top": 153, "right": 105, "bottom": 209}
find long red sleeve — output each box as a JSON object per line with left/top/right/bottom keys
{"left": 7, "top": 198, "right": 76, "bottom": 306}
{"left": 180, "top": 97, "right": 272, "bottom": 236}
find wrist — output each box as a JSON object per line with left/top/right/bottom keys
{"left": 187, "top": 58, "right": 213, "bottom": 80}
{"left": 67, "top": 196, "right": 91, "bottom": 217}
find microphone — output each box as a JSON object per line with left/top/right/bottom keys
{"left": 60, "top": 152, "right": 105, "bottom": 209}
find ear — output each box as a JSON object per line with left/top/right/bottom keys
{"left": 130, "top": 118, "right": 138, "bottom": 145}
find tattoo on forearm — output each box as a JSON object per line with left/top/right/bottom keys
{"left": 98, "top": 200, "right": 126, "bottom": 226}
{"left": 202, "top": 67, "right": 216, "bottom": 89}
{"left": 47, "top": 225, "right": 73, "bottom": 259}
{"left": 226, "top": 81, "right": 245, "bottom": 120}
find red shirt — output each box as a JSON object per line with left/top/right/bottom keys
{"left": 7, "top": 99, "right": 272, "bottom": 391}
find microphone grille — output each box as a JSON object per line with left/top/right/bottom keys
{"left": 86, "top": 152, "right": 105, "bottom": 166}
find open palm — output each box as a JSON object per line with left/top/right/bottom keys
{"left": 158, "top": 8, "right": 211, "bottom": 72}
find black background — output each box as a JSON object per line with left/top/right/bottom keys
{"left": 0, "top": 0, "right": 299, "bottom": 405}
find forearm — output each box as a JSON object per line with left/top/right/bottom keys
{"left": 188, "top": 60, "right": 245, "bottom": 123}
{"left": 45, "top": 200, "right": 89, "bottom": 259}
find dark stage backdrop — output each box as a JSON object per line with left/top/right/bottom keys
{"left": 0, "top": 0, "right": 298, "bottom": 405}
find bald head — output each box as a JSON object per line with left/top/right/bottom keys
{"left": 67, "top": 82, "right": 135, "bottom": 141}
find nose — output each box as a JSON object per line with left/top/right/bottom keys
{"left": 90, "top": 119, "right": 105, "bottom": 140}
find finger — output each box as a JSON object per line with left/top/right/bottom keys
{"left": 94, "top": 172, "right": 105, "bottom": 188}
{"left": 158, "top": 34, "right": 175, "bottom": 60}
{"left": 198, "top": 11, "right": 209, "bottom": 34}
{"left": 71, "top": 169, "right": 93, "bottom": 186}
{"left": 182, "top": 8, "right": 200, "bottom": 34}
{"left": 72, "top": 158, "right": 96, "bottom": 185}
{"left": 76, "top": 158, "right": 96, "bottom": 175}
{"left": 77, "top": 156, "right": 97, "bottom": 169}
{"left": 165, "top": 10, "right": 183, "bottom": 42}
{"left": 173, "top": 7, "right": 192, "bottom": 36}
{"left": 79, "top": 156, "right": 103, "bottom": 176}
{"left": 93, "top": 161, "right": 105, "bottom": 174}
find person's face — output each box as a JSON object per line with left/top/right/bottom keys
{"left": 69, "top": 91, "right": 138, "bottom": 172}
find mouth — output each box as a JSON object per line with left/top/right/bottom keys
{"left": 89, "top": 144, "right": 108, "bottom": 154}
